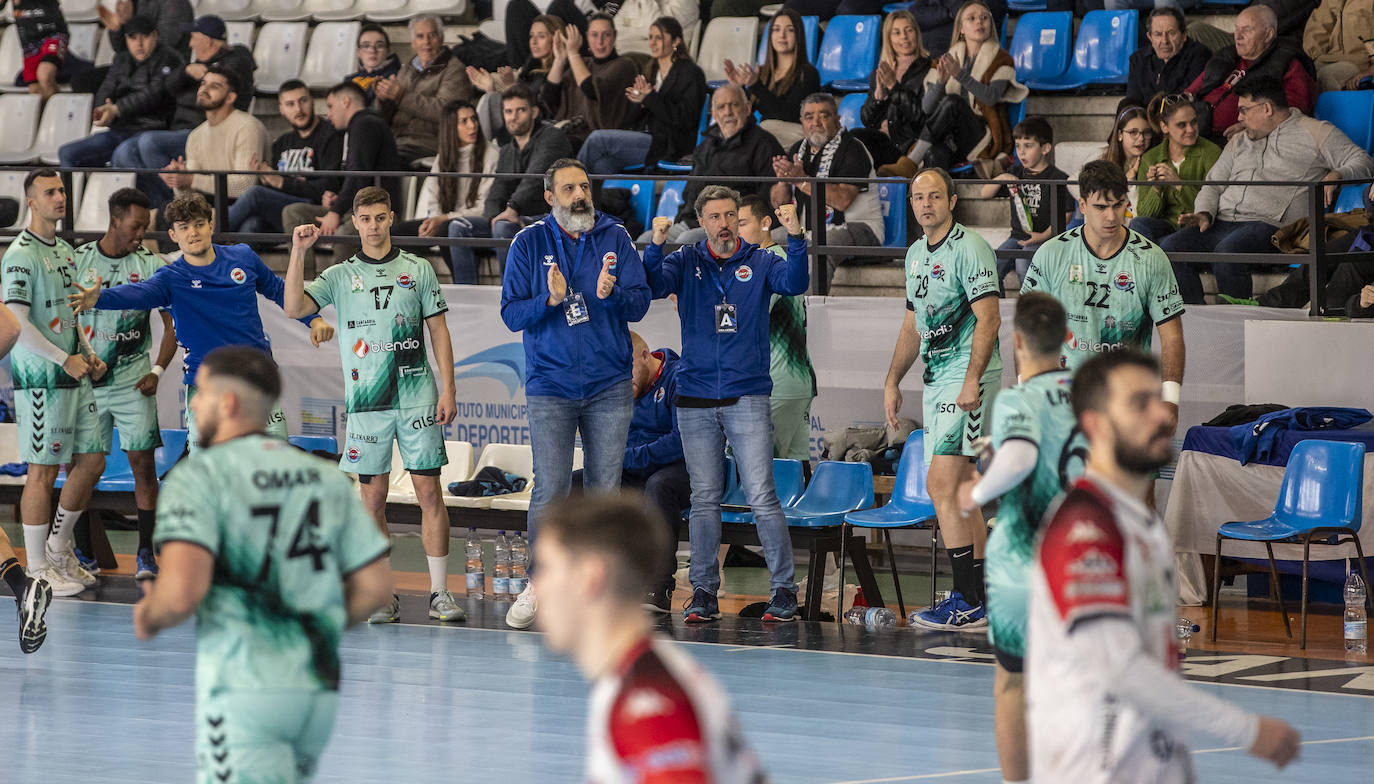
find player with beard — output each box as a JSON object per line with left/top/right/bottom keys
{"left": 499, "top": 158, "right": 650, "bottom": 629}
{"left": 1028, "top": 349, "right": 1300, "bottom": 783}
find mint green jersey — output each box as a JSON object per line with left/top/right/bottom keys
{"left": 155, "top": 435, "right": 388, "bottom": 695}
{"left": 305, "top": 249, "right": 448, "bottom": 413}
{"left": 903, "top": 223, "right": 1003, "bottom": 384}
{"left": 73, "top": 241, "right": 167, "bottom": 389}
{"left": 2, "top": 230, "right": 80, "bottom": 389}
{"left": 1020, "top": 228, "right": 1184, "bottom": 372}
{"left": 989, "top": 370, "right": 1084, "bottom": 558}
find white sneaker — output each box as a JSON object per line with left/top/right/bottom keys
{"left": 505, "top": 583, "right": 537, "bottom": 629}
{"left": 45, "top": 545, "right": 97, "bottom": 587}
{"left": 32, "top": 567, "right": 86, "bottom": 597}
{"left": 429, "top": 589, "right": 466, "bottom": 623}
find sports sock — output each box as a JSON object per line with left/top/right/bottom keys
{"left": 23, "top": 525, "right": 49, "bottom": 570}
{"left": 907, "top": 139, "right": 933, "bottom": 165}
{"left": 47, "top": 505, "right": 80, "bottom": 550}
{"left": 427, "top": 555, "right": 449, "bottom": 594}
{"left": 972, "top": 557, "right": 986, "bottom": 606}
{"left": 1, "top": 557, "right": 26, "bottom": 601}
{"left": 137, "top": 509, "right": 156, "bottom": 553}
{"left": 947, "top": 545, "right": 977, "bottom": 603}
{"left": 74, "top": 514, "right": 93, "bottom": 558}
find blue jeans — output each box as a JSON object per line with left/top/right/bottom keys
{"left": 996, "top": 236, "right": 1038, "bottom": 295}
{"left": 526, "top": 381, "right": 634, "bottom": 563}
{"left": 227, "top": 185, "right": 311, "bottom": 233}
{"left": 445, "top": 215, "right": 492, "bottom": 284}
{"left": 577, "top": 130, "right": 653, "bottom": 174}
{"left": 1129, "top": 216, "right": 1176, "bottom": 245}
{"left": 112, "top": 128, "right": 191, "bottom": 208}
{"left": 59, "top": 128, "right": 135, "bottom": 168}
{"left": 1160, "top": 218, "right": 1277, "bottom": 303}
{"left": 678, "top": 396, "right": 797, "bottom": 595}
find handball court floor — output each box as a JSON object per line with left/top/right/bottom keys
{"left": 3, "top": 535, "right": 1374, "bottom": 783}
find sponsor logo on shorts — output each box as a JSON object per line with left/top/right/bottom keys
{"left": 229, "top": 268, "right": 246, "bottom": 284}
{"left": 1114, "top": 271, "right": 1134, "bottom": 291}
{"left": 396, "top": 274, "right": 414, "bottom": 289}
{"left": 936, "top": 402, "right": 958, "bottom": 413}
{"left": 930, "top": 263, "right": 945, "bottom": 280}
{"left": 346, "top": 447, "right": 361, "bottom": 462}
{"left": 602, "top": 251, "right": 617, "bottom": 271}
{"left": 50, "top": 442, "right": 62, "bottom": 455}
{"left": 349, "top": 433, "right": 379, "bottom": 443}
{"left": 411, "top": 413, "right": 437, "bottom": 429}
{"left": 734, "top": 265, "right": 753, "bottom": 282}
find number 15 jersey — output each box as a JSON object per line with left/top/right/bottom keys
{"left": 1021, "top": 228, "right": 1184, "bottom": 372}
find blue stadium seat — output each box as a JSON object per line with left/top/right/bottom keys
{"left": 817, "top": 15, "right": 881, "bottom": 92}
{"left": 94, "top": 428, "right": 189, "bottom": 492}
{"left": 605, "top": 179, "right": 654, "bottom": 229}
{"left": 877, "top": 179, "right": 908, "bottom": 247}
{"left": 1007, "top": 99, "right": 1027, "bottom": 131}
{"left": 783, "top": 460, "right": 874, "bottom": 528}
{"left": 655, "top": 180, "right": 688, "bottom": 220}
{"left": 722, "top": 459, "right": 806, "bottom": 523}
{"left": 289, "top": 434, "right": 339, "bottom": 455}
{"left": 1315, "top": 90, "right": 1374, "bottom": 152}
{"left": 1009, "top": 11, "right": 1071, "bottom": 85}
{"left": 838, "top": 92, "right": 866, "bottom": 130}
{"left": 756, "top": 15, "right": 819, "bottom": 65}
{"left": 1008, "top": 0, "right": 1047, "bottom": 9}
{"left": 1025, "top": 10, "right": 1138, "bottom": 90}
{"left": 1333, "top": 184, "right": 1367, "bottom": 214}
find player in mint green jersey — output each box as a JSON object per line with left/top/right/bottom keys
{"left": 2, "top": 168, "right": 106, "bottom": 597}
{"left": 957, "top": 292, "right": 1085, "bottom": 784}
{"left": 1020, "top": 160, "right": 1186, "bottom": 422}
{"left": 62, "top": 187, "right": 179, "bottom": 581}
{"left": 884, "top": 168, "right": 1003, "bottom": 632}
{"left": 285, "top": 185, "right": 461, "bottom": 625}
{"left": 134, "top": 346, "right": 393, "bottom": 784}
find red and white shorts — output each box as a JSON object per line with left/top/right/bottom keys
{"left": 22, "top": 35, "right": 67, "bottom": 83}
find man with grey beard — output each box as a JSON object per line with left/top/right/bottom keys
{"left": 499, "top": 158, "right": 652, "bottom": 630}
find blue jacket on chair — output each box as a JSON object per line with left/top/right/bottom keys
{"left": 500, "top": 211, "right": 651, "bottom": 399}
{"left": 625, "top": 348, "right": 684, "bottom": 476}
{"left": 1229, "top": 406, "right": 1373, "bottom": 465}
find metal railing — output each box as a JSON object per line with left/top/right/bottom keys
{"left": 11, "top": 166, "right": 1374, "bottom": 316}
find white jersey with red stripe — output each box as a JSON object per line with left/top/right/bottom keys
{"left": 586, "top": 635, "right": 766, "bottom": 784}
{"left": 1027, "top": 474, "right": 1192, "bottom": 784}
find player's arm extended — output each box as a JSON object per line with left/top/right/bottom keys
{"left": 133, "top": 541, "right": 213, "bottom": 639}
{"left": 969, "top": 439, "right": 1038, "bottom": 506}
{"left": 1157, "top": 316, "right": 1185, "bottom": 387}
{"left": 283, "top": 232, "right": 319, "bottom": 319}
{"left": 962, "top": 295, "right": 1001, "bottom": 387}
{"left": 344, "top": 556, "right": 394, "bottom": 627}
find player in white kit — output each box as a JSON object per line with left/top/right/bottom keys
{"left": 1028, "top": 349, "right": 1300, "bottom": 783}
{"left": 534, "top": 495, "right": 766, "bottom": 784}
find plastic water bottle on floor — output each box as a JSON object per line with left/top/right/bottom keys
{"left": 464, "top": 528, "right": 485, "bottom": 600}
{"left": 493, "top": 531, "right": 511, "bottom": 599}
{"left": 1175, "top": 617, "right": 1200, "bottom": 662}
{"left": 844, "top": 607, "right": 896, "bottom": 627}
{"left": 509, "top": 532, "right": 528, "bottom": 596}
{"left": 1345, "top": 567, "right": 1367, "bottom": 654}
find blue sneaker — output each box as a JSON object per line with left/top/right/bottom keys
{"left": 682, "top": 587, "right": 720, "bottom": 624}
{"left": 73, "top": 548, "right": 99, "bottom": 576}
{"left": 761, "top": 587, "right": 798, "bottom": 622}
{"left": 910, "top": 590, "right": 987, "bottom": 631}
{"left": 135, "top": 548, "right": 158, "bottom": 581}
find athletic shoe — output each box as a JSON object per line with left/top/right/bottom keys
{"left": 505, "top": 583, "right": 537, "bottom": 629}
{"left": 909, "top": 590, "right": 988, "bottom": 631}
{"left": 761, "top": 587, "right": 798, "bottom": 622}
{"left": 18, "top": 576, "right": 52, "bottom": 654}
{"left": 368, "top": 594, "right": 401, "bottom": 624}
{"left": 31, "top": 567, "right": 85, "bottom": 598}
{"left": 45, "top": 545, "right": 96, "bottom": 588}
{"left": 682, "top": 587, "right": 721, "bottom": 624}
{"left": 135, "top": 548, "right": 159, "bottom": 581}
{"left": 643, "top": 585, "right": 673, "bottom": 614}
{"left": 429, "top": 589, "right": 466, "bottom": 622}
{"left": 73, "top": 548, "right": 100, "bottom": 576}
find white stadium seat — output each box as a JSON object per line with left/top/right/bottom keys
{"left": 488, "top": 447, "right": 580, "bottom": 512}
{"left": 77, "top": 172, "right": 137, "bottom": 232}
{"left": 192, "top": 0, "right": 255, "bottom": 20}
{"left": 0, "top": 94, "right": 44, "bottom": 163}
{"left": 93, "top": 25, "right": 117, "bottom": 67}
{"left": 477, "top": 0, "right": 508, "bottom": 42}
{"left": 67, "top": 23, "right": 99, "bottom": 62}
{"left": 366, "top": 0, "right": 465, "bottom": 23}
{"left": 303, "top": 0, "right": 355, "bottom": 21}
{"left": 447, "top": 443, "right": 533, "bottom": 510}
{"left": 60, "top": 0, "right": 100, "bottom": 23}
{"left": 30, "top": 92, "right": 94, "bottom": 164}
{"left": 255, "top": 0, "right": 310, "bottom": 22}
{"left": 299, "top": 21, "right": 360, "bottom": 89}
{"left": 252, "top": 21, "right": 309, "bottom": 93}
{"left": 311, "top": 0, "right": 386, "bottom": 21}
{"left": 696, "top": 17, "right": 759, "bottom": 86}
{"left": 225, "top": 21, "right": 257, "bottom": 49}
{"left": 0, "top": 26, "right": 25, "bottom": 92}
{"left": 0, "top": 168, "right": 30, "bottom": 230}
{"left": 386, "top": 440, "right": 475, "bottom": 505}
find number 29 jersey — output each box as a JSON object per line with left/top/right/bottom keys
{"left": 904, "top": 223, "right": 1003, "bottom": 385}
{"left": 155, "top": 435, "right": 389, "bottom": 696}
{"left": 1020, "top": 228, "right": 1184, "bottom": 372}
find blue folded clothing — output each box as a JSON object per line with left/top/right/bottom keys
{"left": 0, "top": 462, "right": 27, "bottom": 477}
{"left": 1229, "top": 407, "right": 1373, "bottom": 465}
{"left": 448, "top": 466, "right": 529, "bottom": 497}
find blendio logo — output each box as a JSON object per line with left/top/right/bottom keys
{"left": 370, "top": 337, "right": 421, "bottom": 353}
{"left": 1073, "top": 339, "right": 1128, "bottom": 352}
{"left": 920, "top": 324, "right": 953, "bottom": 340}
{"left": 95, "top": 328, "right": 142, "bottom": 342}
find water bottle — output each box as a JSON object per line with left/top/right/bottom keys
{"left": 464, "top": 528, "right": 485, "bottom": 600}
{"left": 1345, "top": 567, "right": 1367, "bottom": 654}
{"left": 845, "top": 607, "right": 897, "bottom": 627}
{"left": 509, "top": 532, "right": 529, "bottom": 596}
{"left": 1175, "top": 617, "right": 1200, "bottom": 662}
{"left": 493, "top": 531, "right": 511, "bottom": 599}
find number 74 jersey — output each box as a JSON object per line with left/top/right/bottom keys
{"left": 1020, "top": 228, "right": 1184, "bottom": 372}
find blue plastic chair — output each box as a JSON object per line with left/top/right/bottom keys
{"left": 289, "top": 434, "right": 339, "bottom": 456}
{"left": 1211, "top": 439, "right": 1370, "bottom": 649}
{"left": 816, "top": 15, "right": 881, "bottom": 92}
{"left": 155, "top": 429, "right": 189, "bottom": 477}
{"left": 722, "top": 459, "right": 807, "bottom": 523}
{"left": 1007, "top": 98, "right": 1027, "bottom": 131}
{"left": 756, "top": 15, "right": 819, "bottom": 65}
{"left": 838, "top": 92, "right": 866, "bottom": 131}
{"left": 1315, "top": 90, "right": 1374, "bottom": 152}
{"left": 1009, "top": 11, "right": 1071, "bottom": 85}
{"left": 655, "top": 180, "right": 688, "bottom": 220}
{"left": 783, "top": 460, "right": 874, "bottom": 528}
{"left": 1333, "top": 184, "right": 1367, "bottom": 214}
{"left": 1025, "top": 10, "right": 1138, "bottom": 90}
{"left": 604, "top": 179, "right": 653, "bottom": 229}
{"left": 1008, "top": 0, "right": 1047, "bottom": 10}
{"left": 841, "top": 430, "right": 937, "bottom": 615}
{"left": 877, "top": 179, "right": 908, "bottom": 247}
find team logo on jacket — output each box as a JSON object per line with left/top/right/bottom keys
{"left": 346, "top": 447, "right": 361, "bottom": 462}
{"left": 1114, "top": 271, "right": 1135, "bottom": 292}
{"left": 654, "top": 388, "right": 665, "bottom": 403}
{"left": 602, "top": 252, "right": 617, "bottom": 271}
{"left": 734, "top": 265, "right": 753, "bottom": 282}
{"left": 930, "top": 263, "right": 945, "bottom": 280}
{"left": 128, "top": 271, "right": 140, "bottom": 283}
{"left": 351, "top": 368, "right": 359, "bottom": 381}
{"left": 352, "top": 339, "right": 369, "bottom": 358}
{"left": 230, "top": 267, "right": 246, "bottom": 284}
{"left": 396, "top": 274, "right": 414, "bottom": 289}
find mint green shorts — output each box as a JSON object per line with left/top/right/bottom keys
{"left": 196, "top": 690, "right": 338, "bottom": 784}
{"left": 985, "top": 521, "right": 1030, "bottom": 669}
{"left": 341, "top": 405, "right": 447, "bottom": 477}
{"left": 92, "top": 381, "right": 162, "bottom": 453}
{"left": 15, "top": 384, "right": 102, "bottom": 464}
{"left": 921, "top": 376, "right": 999, "bottom": 464}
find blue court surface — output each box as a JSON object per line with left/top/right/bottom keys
{"left": 4, "top": 598, "right": 1373, "bottom": 783}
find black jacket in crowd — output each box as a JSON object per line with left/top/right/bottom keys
{"left": 95, "top": 43, "right": 183, "bottom": 132}
{"left": 109, "top": 0, "right": 192, "bottom": 56}
{"left": 485, "top": 120, "right": 574, "bottom": 219}
{"left": 166, "top": 43, "right": 255, "bottom": 129}
{"left": 332, "top": 110, "right": 402, "bottom": 217}
{"left": 627, "top": 58, "right": 707, "bottom": 167}
{"left": 748, "top": 63, "right": 821, "bottom": 124}
{"left": 677, "top": 121, "right": 785, "bottom": 227}
{"left": 1125, "top": 39, "right": 1209, "bottom": 109}
{"left": 860, "top": 56, "right": 932, "bottom": 154}
{"left": 268, "top": 120, "right": 344, "bottom": 203}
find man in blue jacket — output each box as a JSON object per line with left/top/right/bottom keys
{"left": 499, "top": 158, "right": 651, "bottom": 629}
{"left": 645, "top": 186, "right": 808, "bottom": 623}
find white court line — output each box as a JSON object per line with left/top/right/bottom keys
{"left": 723, "top": 644, "right": 796, "bottom": 653}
